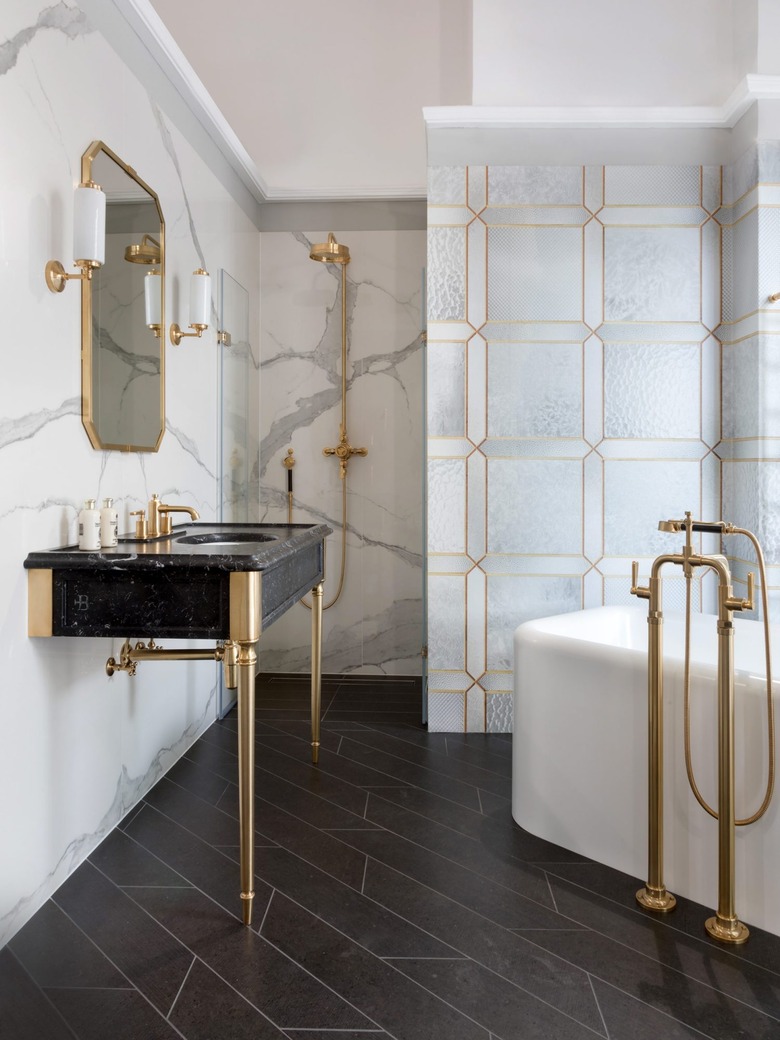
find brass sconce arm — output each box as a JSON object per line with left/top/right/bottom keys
{"left": 45, "top": 259, "right": 98, "bottom": 293}
{"left": 170, "top": 321, "right": 207, "bottom": 345}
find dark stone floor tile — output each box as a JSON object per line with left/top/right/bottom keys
{"left": 591, "top": 977, "right": 738, "bottom": 1040}
{"left": 169, "top": 957, "right": 287, "bottom": 1038}
{"left": 284, "top": 1033, "right": 388, "bottom": 1039}
{"left": 545, "top": 859, "right": 780, "bottom": 979}
{"left": 386, "top": 958, "right": 602, "bottom": 1040}
{"left": 547, "top": 873, "right": 780, "bottom": 1021}
{"left": 363, "top": 795, "right": 565, "bottom": 904}
{"left": 216, "top": 715, "right": 343, "bottom": 753}
{"left": 185, "top": 734, "right": 377, "bottom": 826}
{"left": 337, "top": 723, "right": 449, "bottom": 752}
{"left": 215, "top": 788, "right": 368, "bottom": 890}
{"left": 367, "top": 787, "right": 587, "bottom": 869}
{"left": 117, "top": 802, "right": 146, "bottom": 831}
{"left": 128, "top": 887, "right": 372, "bottom": 1030}
{"left": 125, "top": 803, "right": 273, "bottom": 926}
{"left": 446, "top": 731, "right": 513, "bottom": 760}
{"left": 53, "top": 861, "right": 193, "bottom": 1015}
{"left": 324, "top": 711, "right": 424, "bottom": 726}
{"left": 252, "top": 847, "right": 457, "bottom": 958}
{"left": 333, "top": 826, "right": 565, "bottom": 929}
{"left": 89, "top": 827, "right": 192, "bottom": 888}
{"left": 252, "top": 739, "right": 419, "bottom": 799}
{"left": 477, "top": 789, "right": 512, "bottom": 815}
{"left": 47, "top": 988, "right": 181, "bottom": 1040}
{"left": 261, "top": 892, "right": 489, "bottom": 1040}
{"left": 218, "top": 774, "right": 375, "bottom": 836}
{"left": 363, "top": 861, "right": 598, "bottom": 1029}
{"left": 144, "top": 776, "right": 241, "bottom": 847}
{"left": 9, "top": 901, "right": 127, "bottom": 989}
{"left": 335, "top": 729, "right": 512, "bottom": 799}
{"left": 0, "top": 950, "right": 76, "bottom": 1040}
{"left": 329, "top": 739, "right": 483, "bottom": 809}
{"left": 442, "top": 734, "right": 513, "bottom": 776}
{"left": 166, "top": 752, "right": 232, "bottom": 806}
{"left": 528, "top": 925, "right": 780, "bottom": 1040}
{"left": 257, "top": 709, "right": 318, "bottom": 720}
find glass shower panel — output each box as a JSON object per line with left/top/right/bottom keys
{"left": 219, "top": 270, "right": 251, "bottom": 523}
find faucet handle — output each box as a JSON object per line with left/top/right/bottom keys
{"left": 129, "top": 509, "right": 148, "bottom": 539}
{"left": 630, "top": 560, "right": 650, "bottom": 600}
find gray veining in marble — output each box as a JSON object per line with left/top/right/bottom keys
{"left": 0, "top": 398, "right": 79, "bottom": 450}
{"left": 0, "top": 2, "right": 91, "bottom": 77}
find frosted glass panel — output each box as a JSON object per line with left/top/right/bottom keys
{"left": 488, "top": 343, "right": 582, "bottom": 437}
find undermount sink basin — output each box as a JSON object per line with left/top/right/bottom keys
{"left": 176, "top": 532, "right": 278, "bottom": 546}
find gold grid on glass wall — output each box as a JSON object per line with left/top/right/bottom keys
{"left": 426, "top": 163, "right": 724, "bottom": 733}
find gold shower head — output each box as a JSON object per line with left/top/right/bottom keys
{"left": 309, "top": 232, "right": 350, "bottom": 265}
{"left": 124, "top": 234, "right": 161, "bottom": 264}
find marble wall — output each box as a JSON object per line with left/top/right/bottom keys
{"left": 427, "top": 164, "right": 723, "bottom": 732}
{"left": 0, "top": 0, "right": 259, "bottom": 944}
{"left": 257, "top": 231, "right": 425, "bottom": 676}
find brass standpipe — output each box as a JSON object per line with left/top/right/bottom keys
{"left": 630, "top": 512, "right": 772, "bottom": 944}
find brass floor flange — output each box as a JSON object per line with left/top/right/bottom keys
{"left": 705, "top": 915, "right": 749, "bottom": 944}
{"left": 636, "top": 887, "right": 677, "bottom": 913}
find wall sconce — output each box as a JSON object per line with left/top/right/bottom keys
{"left": 144, "top": 270, "right": 162, "bottom": 337}
{"left": 45, "top": 182, "right": 106, "bottom": 293}
{"left": 170, "top": 268, "right": 210, "bottom": 345}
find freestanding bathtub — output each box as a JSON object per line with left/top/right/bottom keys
{"left": 513, "top": 605, "right": 780, "bottom": 936}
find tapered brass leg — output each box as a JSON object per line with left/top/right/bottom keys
{"left": 230, "top": 572, "right": 262, "bottom": 926}
{"left": 311, "top": 582, "right": 323, "bottom": 765}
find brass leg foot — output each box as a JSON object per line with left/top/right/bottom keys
{"left": 312, "top": 741, "right": 320, "bottom": 765}
{"left": 636, "top": 886, "right": 677, "bottom": 913}
{"left": 241, "top": 891, "right": 255, "bottom": 926}
{"left": 705, "top": 914, "right": 749, "bottom": 944}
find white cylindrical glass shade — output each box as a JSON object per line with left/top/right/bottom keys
{"left": 144, "top": 271, "right": 161, "bottom": 326}
{"left": 189, "top": 269, "right": 210, "bottom": 327}
{"left": 73, "top": 184, "right": 106, "bottom": 266}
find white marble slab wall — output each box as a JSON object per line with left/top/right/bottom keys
{"left": 720, "top": 142, "right": 780, "bottom": 618}
{"left": 0, "top": 0, "right": 259, "bottom": 944}
{"left": 427, "top": 164, "right": 722, "bottom": 731}
{"left": 257, "top": 231, "right": 425, "bottom": 675}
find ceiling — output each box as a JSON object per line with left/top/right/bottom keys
{"left": 148, "top": 0, "right": 471, "bottom": 201}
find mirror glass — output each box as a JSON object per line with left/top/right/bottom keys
{"left": 81, "top": 141, "right": 165, "bottom": 451}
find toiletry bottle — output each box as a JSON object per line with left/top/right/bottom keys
{"left": 78, "top": 499, "right": 101, "bottom": 551}
{"left": 100, "top": 497, "right": 118, "bottom": 547}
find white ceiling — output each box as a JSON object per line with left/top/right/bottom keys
{"left": 149, "top": 0, "right": 471, "bottom": 201}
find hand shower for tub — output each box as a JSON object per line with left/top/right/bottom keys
{"left": 630, "top": 512, "right": 774, "bottom": 944}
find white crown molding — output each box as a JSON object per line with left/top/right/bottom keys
{"left": 424, "top": 75, "right": 780, "bottom": 133}
{"left": 264, "top": 184, "right": 428, "bottom": 202}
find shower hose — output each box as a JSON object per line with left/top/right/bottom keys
{"left": 683, "top": 527, "right": 775, "bottom": 825}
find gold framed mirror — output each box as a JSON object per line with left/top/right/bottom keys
{"left": 81, "top": 141, "right": 165, "bottom": 452}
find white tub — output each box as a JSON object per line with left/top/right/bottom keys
{"left": 513, "top": 605, "right": 780, "bottom": 935}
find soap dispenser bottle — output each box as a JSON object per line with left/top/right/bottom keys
{"left": 100, "top": 497, "right": 118, "bottom": 547}
{"left": 78, "top": 499, "right": 101, "bottom": 551}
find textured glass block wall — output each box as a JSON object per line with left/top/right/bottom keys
{"left": 427, "top": 164, "right": 723, "bottom": 732}
{"left": 720, "top": 143, "right": 780, "bottom": 618}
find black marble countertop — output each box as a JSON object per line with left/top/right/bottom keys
{"left": 24, "top": 523, "right": 332, "bottom": 573}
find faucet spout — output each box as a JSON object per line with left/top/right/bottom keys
{"left": 147, "top": 493, "right": 200, "bottom": 537}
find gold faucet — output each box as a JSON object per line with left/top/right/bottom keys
{"left": 323, "top": 424, "right": 368, "bottom": 480}
{"left": 130, "top": 493, "right": 200, "bottom": 539}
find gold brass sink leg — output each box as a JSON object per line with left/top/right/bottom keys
{"left": 311, "top": 582, "right": 324, "bottom": 764}
{"left": 230, "top": 571, "right": 261, "bottom": 926}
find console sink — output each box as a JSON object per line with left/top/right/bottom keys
{"left": 176, "top": 531, "right": 278, "bottom": 547}
{"left": 25, "top": 519, "right": 331, "bottom": 928}
{"left": 24, "top": 522, "right": 330, "bottom": 638}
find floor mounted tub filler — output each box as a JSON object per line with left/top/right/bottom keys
{"left": 513, "top": 604, "right": 780, "bottom": 937}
